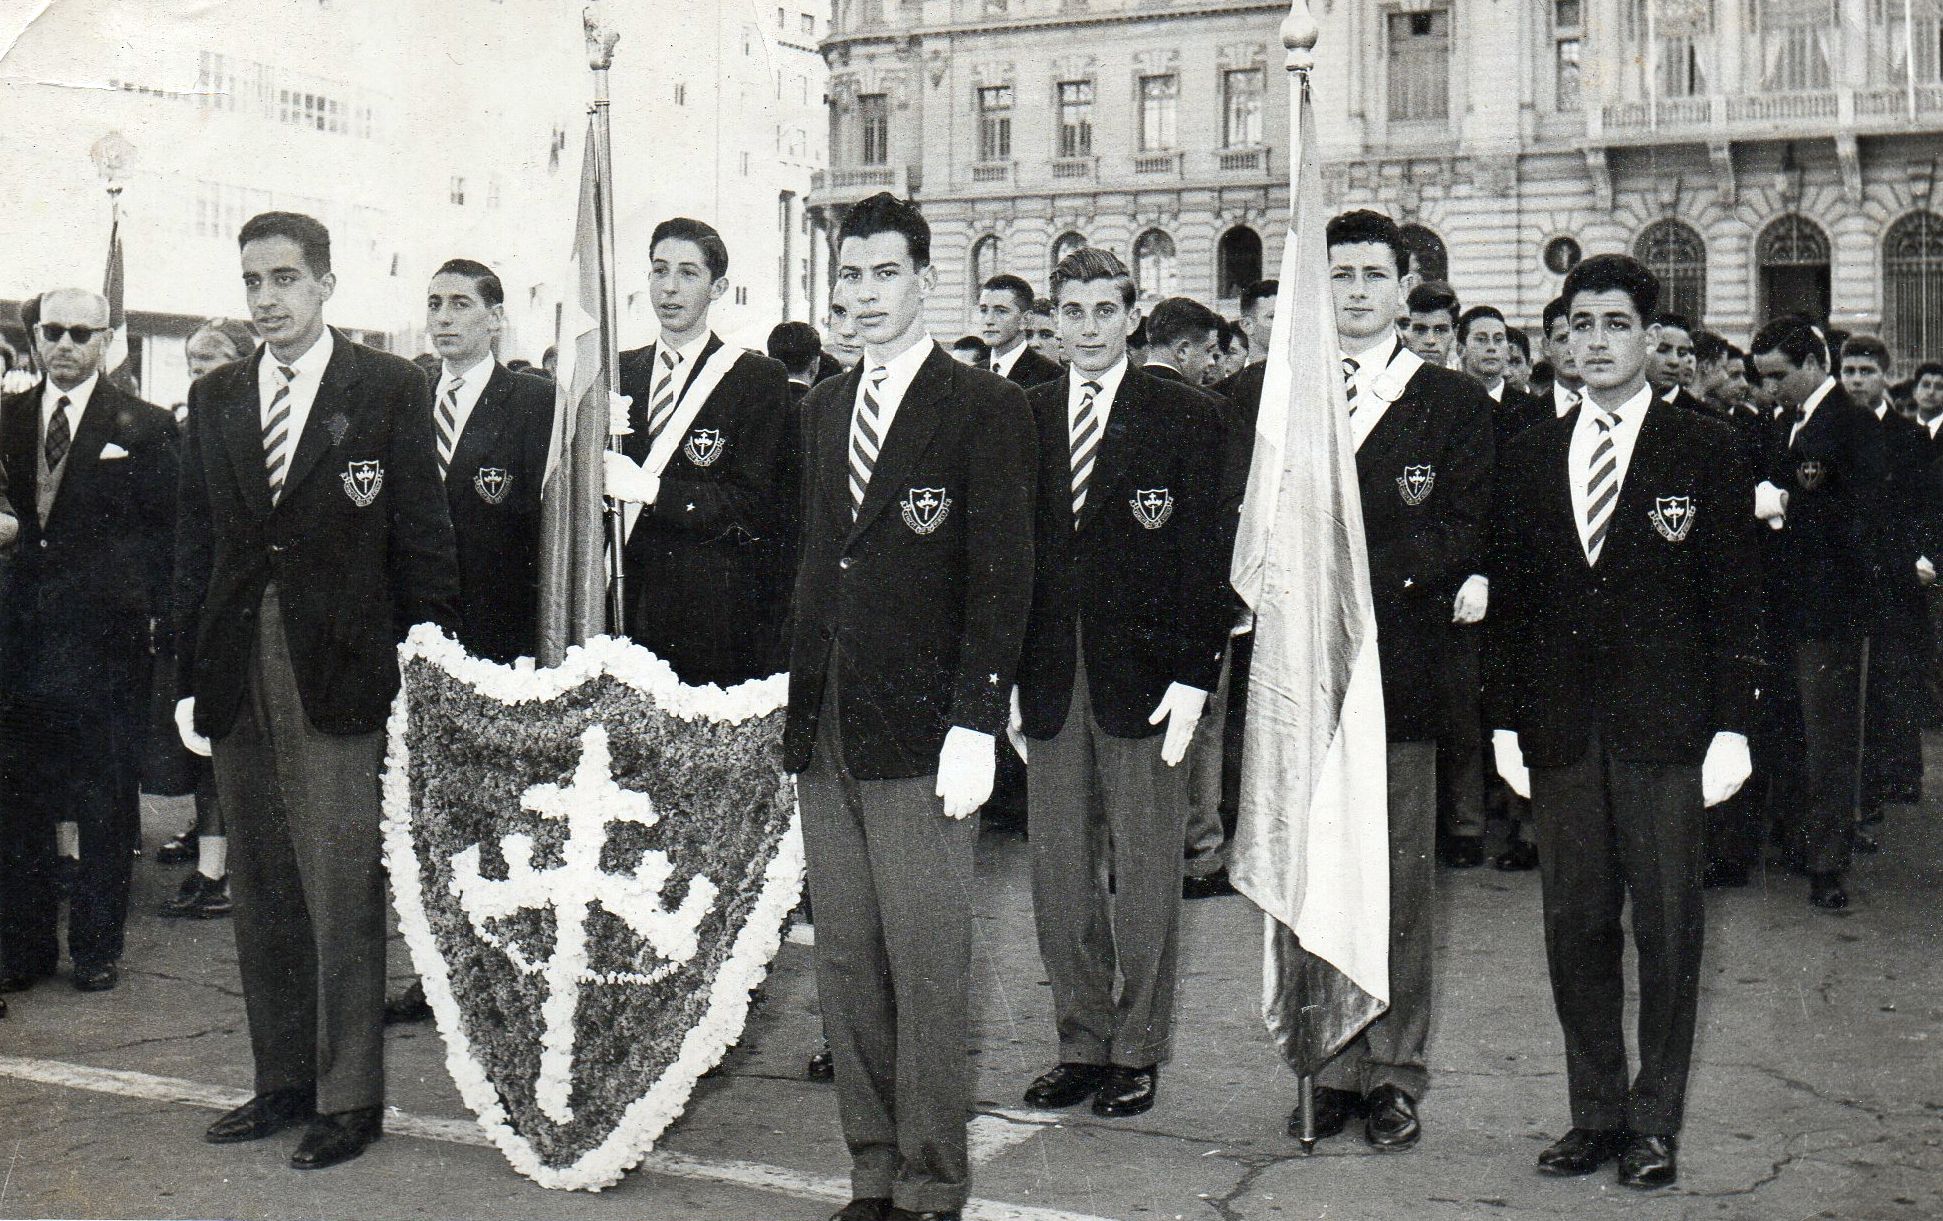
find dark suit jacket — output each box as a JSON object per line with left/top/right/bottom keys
{"left": 1486, "top": 401, "right": 1762, "bottom": 767}
{"left": 1492, "top": 384, "right": 1551, "bottom": 454}
{"left": 783, "top": 345, "right": 1036, "bottom": 779}
{"left": 1356, "top": 358, "right": 1494, "bottom": 741}
{"left": 1766, "top": 383, "right": 1889, "bottom": 642}
{"left": 1017, "top": 366, "right": 1232, "bottom": 740}
{"left": 0, "top": 379, "right": 177, "bottom": 712}
{"left": 174, "top": 330, "right": 461, "bottom": 737}
{"left": 1002, "top": 344, "right": 1064, "bottom": 389}
{"left": 617, "top": 335, "right": 793, "bottom": 686}
{"left": 440, "top": 363, "right": 554, "bottom": 664}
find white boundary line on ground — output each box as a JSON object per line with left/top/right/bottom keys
{"left": 0, "top": 1056, "right": 1105, "bottom": 1221}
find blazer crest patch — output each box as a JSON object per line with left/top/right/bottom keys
{"left": 1130, "top": 487, "right": 1174, "bottom": 530}
{"left": 341, "top": 459, "right": 383, "bottom": 507}
{"left": 1397, "top": 464, "right": 1435, "bottom": 506}
{"left": 1649, "top": 494, "right": 1695, "bottom": 542}
{"left": 473, "top": 466, "right": 512, "bottom": 505}
{"left": 901, "top": 487, "right": 951, "bottom": 535}
{"left": 682, "top": 428, "right": 726, "bottom": 467}
{"left": 1796, "top": 458, "right": 1826, "bottom": 491}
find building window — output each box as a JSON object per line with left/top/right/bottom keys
{"left": 1885, "top": 211, "right": 1943, "bottom": 367}
{"left": 1875, "top": 0, "right": 1943, "bottom": 84}
{"left": 977, "top": 85, "right": 1013, "bottom": 161}
{"left": 1222, "top": 68, "right": 1265, "bottom": 147}
{"left": 1633, "top": 218, "right": 1708, "bottom": 323}
{"left": 1751, "top": 0, "right": 1837, "bottom": 92}
{"left": 1138, "top": 74, "right": 1178, "bottom": 152}
{"left": 1399, "top": 223, "right": 1449, "bottom": 284}
{"left": 1057, "top": 81, "right": 1094, "bottom": 159}
{"left": 1133, "top": 229, "right": 1177, "bottom": 300}
{"left": 802, "top": 12, "right": 815, "bottom": 33}
{"left": 1051, "top": 231, "right": 1088, "bottom": 279}
{"left": 970, "top": 235, "right": 1002, "bottom": 309}
{"left": 1387, "top": 8, "right": 1450, "bottom": 122}
{"left": 487, "top": 179, "right": 500, "bottom": 210}
{"left": 1217, "top": 227, "right": 1263, "bottom": 300}
{"left": 858, "top": 93, "right": 889, "bottom": 165}
{"left": 1555, "top": 38, "right": 1584, "bottom": 109}
{"left": 1757, "top": 213, "right": 1832, "bottom": 325}
{"left": 449, "top": 176, "right": 465, "bottom": 206}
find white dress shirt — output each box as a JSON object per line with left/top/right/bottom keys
{"left": 652, "top": 330, "right": 712, "bottom": 406}
{"left": 1066, "top": 357, "right": 1128, "bottom": 439}
{"left": 257, "top": 327, "right": 336, "bottom": 458}
{"left": 1552, "top": 380, "right": 1583, "bottom": 418}
{"left": 1570, "top": 383, "right": 1653, "bottom": 560}
{"left": 990, "top": 339, "right": 1027, "bottom": 380}
{"left": 1342, "top": 331, "right": 1400, "bottom": 450}
{"left": 435, "top": 353, "right": 496, "bottom": 452}
{"left": 1788, "top": 375, "right": 1838, "bottom": 447}
{"left": 1925, "top": 413, "right": 1942, "bottom": 441}
{"left": 41, "top": 373, "right": 100, "bottom": 450}
{"left": 1484, "top": 378, "right": 1506, "bottom": 402}
{"left": 854, "top": 332, "right": 937, "bottom": 445}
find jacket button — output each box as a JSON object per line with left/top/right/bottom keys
{"left": 38, "top": 539, "right": 48, "bottom": 549}
{"left": 838, "top": 557, "right": 852, "bottom": 571}
{"left": 819, "top": 627, "right": 832, "bottom": 642}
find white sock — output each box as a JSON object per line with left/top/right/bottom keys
{"left": 197, "top": 836, "right": 227, "bottom": 881}
{"left": 56, "top": 821, "right": 79, "bottom": 859}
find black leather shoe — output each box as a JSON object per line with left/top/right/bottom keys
{"left": 829, "top": 1199, "right": 891, "bottom": 1221}
{"left": 1024, "top": 1062, "right": 1109, "bottom": 1109}
{"left": 1851, "top": 825, "right": 1881, "bottom": 854}
{"left": 887, "top": 1211, "right": 960, "bottom": 1221}
{"left": 1809, "top": 872, "right": 1849, "bottom": 910}
{"left": 1091, "top": 1065, "right": 1157, "bottom": 1118}
{"left": 1616, "top": 1132, "right": 1678, "bottom": 1188}
{"left": 383, "top": 981, "right": 433, "bottom": 1025}
{"left": 1182, "top": 869, "right": 1238, "bottom": 899}
{"left": 72, "top": 962, "right": 118, "bottom": 992}
{"left": 1363, "top": 1084, "right": 1420, "bottom": 1148}
{"left": 1286, "top": 1085, "right": 1363, "bottom": 1141}
{"left": 0, "top": 996, "right": 8, "bottom": 1019}
{"left": 1440, "top": 838, "right": 1485, "bottom": 868}
{"left": 0, "top": 969, "right": 49, "bottom": 994}
{"left": 290, "top": 1107, "right": 382, "bottom": 1170}
{"left": 160, "top": 872, "right": 232, "bottom": 919}
{"left": 1536, "top": 1127, "right": 1630, "bottom": 1176}
{"left": 1702, "top": 860, "right": 1750, "bottom": 888}
{"left": 205, "top": 1088, "right": 317, "bottom": 1144}
{"left": 807, "top": 1041, "right": 834, "bottom": 1082}
{"left": 156, "top": 832, "right": 196, "bottom": 865}
{"left": 1493, "top": 841, "right": 1539, "bottom": 872}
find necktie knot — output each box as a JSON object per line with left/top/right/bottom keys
{"left": 278, "top": 365, "right": 295, "bottom": 384}
{"left": 448, "top": 376, "right": 464, "bottom": 396}
{"left": 659, "top": 347, "right": 676, "bottom": 370}
{"left": 57, "top": 395, "right": 71, "bottom": 410}
{"left": 1081, "top": 380, "right": 1101, "bottom": 397}
{"left": 869, "top": 366, "right": 888, "bottom": 391}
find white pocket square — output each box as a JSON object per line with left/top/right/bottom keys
{"left": 99, "top": 442, "right": 130, "bottom": 459}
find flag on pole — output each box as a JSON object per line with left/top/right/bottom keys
{"left": 101, "top": 214, "right": 136, "bottom": 394}
{"left": 1227, "top": 73, "right": 1390, "bottom": 1076}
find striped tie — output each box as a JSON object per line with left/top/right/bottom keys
{"left": 1584, "top": 412, "right": 1618, "bottom": 564}
{"left": 436, "top": 376, "right": 464, "bottom": 479}
{"left": 646, "top": 348, "right": 680, "bottom": 445}
{"left": 263, "top": 365, "right": 297, "bottom": 505}
{"left": 849, "top": 366, "right": 888, "bottom": 519}
{"left": 1070, "top": 380, "right": 1101, "bottom": 519}
{"left": 1342, "top": 356, "right": 1360, "bottom": 416}
{"left": 44, "top": 396, "right": 71, "bottom": 470}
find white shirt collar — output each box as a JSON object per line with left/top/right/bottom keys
{"left": 1871, "top": 399, "right": 1889, "bottom": 421}
{"left": 42, "top": 373, "right": 100, "bottom": 424}
{"left": 1484, "top": 377, "right": 1505, "bottom": 402}
{"left": 856, "top": 332, "right": 936, "bottom": 434}
{"left": 1926, "top": 413, "right": 1943, "bottom": 440}
{"left": 990, "top": 338, "right": 1026, "bottom": 377}
{"left": 1659, "top": 383, "right": 1679, "bottom": 404}
{"left": 1068, "top": 357, "right": 1128, "bottom": 421}
{"left": 1339, "top": 330, "right": 1397, "bottom": 371}
{"left": 1791, "top": 375, "right": 1838, "bottom": 443}
{"left": 261, "top": 327, "right": 335, "bottom": 384}
{"left": 659, "top": 329, "right": 710, "bottom": 362}
{"left": 1571, "top": 383, "right": 1654, "bottom": 560}
{"left": 439, "top": 352, "right": 495, "bottom": 396}
{"left": 1553, "top": 380, "right": 1583, "bottom": 417}
{"left": 437, "top": 355, "right": 497, "bottom": 461}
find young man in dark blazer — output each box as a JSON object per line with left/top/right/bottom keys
{"left": 1012, "top": 249, "right": 1231, "bottom": 1121}
{"left": 425, "top": 259, "right": 554, "bottom": 664}
{"left": 1488, "top": 253, "right": 1761, "bottom": 1189}
{"left": 604, "top": 217, "right": 793, "bottom": 687}
{"left": 174, "top": 212, "right": 459, "bottom": 1170}
{"left": 0, "top": 288, "right": 177, "bottom": 997}
{"left": 785, "top": 193, "right": 1035, "bottom": 1221}
{"left": 977, "top": 273, "right": 1063, "bottom": 388}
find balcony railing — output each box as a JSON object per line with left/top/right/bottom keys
{"left": 809, "top": 165, "right": 909, "bottom": 200}
{"left": 1051, "top": 156, "right": 1097, "bottom": 181}
{"left": 970, "top": 161, "right": 1014, "bottom": 185}
{"left": 1725, "top": 90, "right": 1838, "bottom": 122}
{"left": 1216, "top": 146, "right": 1268, "bottom": 173}
{"left": 1132, "top": 150, "right": 1182, "bottom": 177}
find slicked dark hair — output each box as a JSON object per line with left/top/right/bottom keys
{"left": 836, "top": 192, "right": 931, "bottom": 269}
{"left": 1506, "top": 325, "right": 1530, "bottom": 361}
{"left": 1050, "top": 246, "right": 1136, "bottom": 308}
{"left": 951, "top": 334, "right": 990, "bottom": 360}
{"left": 1326, "top": 209, "right": 1409, "bottom": 275}
{"left": 1456, "top": 304, "right": 1507, "bottom": 345}
{"left": 434, "top": 258, "right": 504, "bottom": 307}
{"left": 1561, "top": 253, "right": 1660, "bottom": 321}
{"left": 981, "top": 273, "right": 1034, "bottom": 311}
{"left": 1749, "top": 314, "right": 1829, "bottom": 369}
{"left": 1145, "top": 296, "right": 1225, "bottom": 350}
{"left": 239, "top": 211, "right": 331, "bottom": 277}
{"left": 1914, "top": 360, "right": 1943, "bottom": 382}
{"left": 1239, "top": 279, "right": 1279, "bottom": 316}
{"left": 1650, "top": 311, "right": 1694, "bottom": 335}
{"left": 766, "top": 321, "right": 822, "bottom": 376}
{"left": 1542, "top": 295, "right": 1571, "bottom": 335}
{"left": 1692, "top": 330, "right": 1735, "bottom": 366}
{"left": 1840, "top": 333, "right": 1891, "bottom": 370}
{"left": 1406, "top": 281, "right": 1460, "bottom": 323}
{"left": 1027, "top": 296, "right": 1054, "bottom": 317}
{"left": 651, "top": 217, "right": 730, "bottom": 280}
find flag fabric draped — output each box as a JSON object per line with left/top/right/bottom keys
{"left": 101, "top": 215, "right": 136, "bottom": 393}
{"left": 1227, "top": 76, "right": 1391, "bottom": 1076}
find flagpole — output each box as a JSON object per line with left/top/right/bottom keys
{"left": 1280, "top": 0, "right": 1321, "bottom": 1156}
{"left": 585, "top": 5, "right": 627, "bottom": 636}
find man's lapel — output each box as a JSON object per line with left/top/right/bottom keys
{"left": 1078, "top": 366, "right": 1140, "bottom": 535}
{"left": 45, "top": 382, "right": 120, "bottom": 526}
{"left": 280, "top": 330, "right": 362, "bottom": 507}
{"left": 451, "top": 363, "right": 514, "bottom": 482}
{"left": 850, "top": 345, "right": 950, "bottom": 542}
{"left": 819, "top": 364, "right": 862, "bottom": 528}
{"left": 222, "top": 353, "right": 274, "bottom": 519}
{"left": 1600, "top": 404, "right": 1669, "bottom": 567}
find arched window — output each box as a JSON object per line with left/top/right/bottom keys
{"left": 1885, "top": 211, "right": 1943, "bottom": 369}
{"left": 1756, "top": 213, "right": 1831, "bottom": 326}
{"left": 1050, "top": 230, "right": 1087, "bottom": 279}
{"left": 1397, "top": 222, "right": 1447, "bottom": 284}
{"left": 1633, "top": 218, "right": 1708, "bottom": 323}
{"left": 969, "top": 234, "right": 1001, "bottom": 310}
{"left": 1133, "top": 229, "right": 1177, "bottom": 300}
{"left": 1217, "top": 226, "right": 1263, "bottom": 300}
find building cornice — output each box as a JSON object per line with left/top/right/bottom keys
{"left": 821, "top": 1, "right": 1285, "bottom": 58}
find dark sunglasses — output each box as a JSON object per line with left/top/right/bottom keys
{"left": 39, "top": 323, "right": 104, "bottom": 345}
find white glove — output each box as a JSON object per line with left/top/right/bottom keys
{"left": 602, "top": 450, "right": 660, "bottom": 505}
{"left": 0, "top": 511, "right": 17, "bottom": 548}
{"left": 175, "top": 697, "right": 212, "bottom": 758}
{"left": 0, "top": 369, "right": 35, "bottom": 395}
{"left": 1700, "top": 730, "right": 1752, "bottom": 808}
{"left": 1006, "top": 686, "right": 1028, "bottom": 763}
{"left": 1491, "top": 729, "right": 1530, "bottom": 800}
{"left": 1918, "top": 556, "right": 1936, "bottom": 587}
{"left": 1452, "top": 574, "right": 1488, "bottom": 625}
{"left": 1754, "top": 480, "right": 1788, "bottom": 530}
{"left": 935, "top": 725, "right": 996, "bottom": 819}
{"left": 1148, "top": 682, "right": 1209, "bottom": 767}
{"left": 608, "top": 391, "right": 634, "bottom": 437}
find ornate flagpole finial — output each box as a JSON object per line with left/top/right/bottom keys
{"left": 1282, "top": 0, "right": 1319, "bottom": 73}
{"left": 584, "top": 3, "right": 621, "bottom": 71}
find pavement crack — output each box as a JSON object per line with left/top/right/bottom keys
{"left": 76, "top": 1024, "right": 231, "bottom": 1056}
{"left": 121, "top": 967, "right": 245, "bottom": 999}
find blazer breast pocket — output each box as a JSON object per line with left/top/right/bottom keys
{"left": 681, "top": 427, "right": 728, "bottom": 470}
{"left": 1647, "top": 493, "right": 1696, "bottom": 543}
{"left": 897, "top": 485, "right": 954, "bottom": 537}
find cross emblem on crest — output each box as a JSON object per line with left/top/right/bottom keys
{"left": 448, "top": 725, "right": 719, "bottom": 1124}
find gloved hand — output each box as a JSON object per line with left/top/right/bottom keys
{"left": 602, "top": 450, "right": 659, "bottom": 505}
{"left": 1918, "top": 556, "right": 1936, "bottom": 587}
{"left": 1148, "top": 682, "right": 1209, "bottom": 767}
{"left": 1700, "top": 731, "right": 1752, "bottom": 808}
{"left": 1006, "top": 686, "right": 1028, "bottom": 763}
{"left": 935, "top": 726, "right": 996, "bottom": 819}
{"left": 1491, "top": 728, "right": 1529, "bottom": 800}
{"left": 608, "top": 391, "right": 634, "bottom": 437}
{"left": 1754, "top": 480, "right": 1788, "bottom": 530}
{"left": 0, "top": 369, "right": 35, "bottom": 396}
{"left": 175, "top": 697, "right": 212, "bottom": 758}
{"left": 1452, "top": 574, "right": 1488, "bottom": 624}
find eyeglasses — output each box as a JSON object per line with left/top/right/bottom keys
{"left": 39, "top": 323, "right": 104, "bottom": 345}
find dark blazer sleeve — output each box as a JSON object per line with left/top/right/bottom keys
{"left": 650, "top": 353, "right": 792, "bottom": 540}
{"left": 173, "top": 375, "right": 218, "bottom": 699}
{"left": 1480, "top": 430, "right": 1536, "bottom": 734}
{"left": 949, "top": 372, "right": 1037, "bottom": 735}
{"left": 383, "top": 361, "right": 462, "bottom": 635}
{"left": 128, "top": 401, "right": 181, "bottom": 632}
{"left": 1417, "top": 372, "right": 1495, "bottom": 598}
{"left": 1170, "top": 394, "right": 1236, "bottom": 692}
{"left": 1697, "top": 422, "right": 1764, "bottom": 736}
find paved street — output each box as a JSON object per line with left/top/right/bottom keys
{"left": 0, "top": 765, "right": 1939, "bottom": 1221}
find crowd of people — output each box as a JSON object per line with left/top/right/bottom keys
{"left": 0, "top": 189, "right": 1935, "bottom": 1219}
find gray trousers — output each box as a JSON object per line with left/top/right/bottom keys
{"left": 1027, "top": 664, "right": 1191, "bottom": 1068}
{"left": 797, "top": 687, "right": 979, "bottom": 1215}
{"left": 1182, "top": 649, "right": 1232, "bottom": 878}
{"left": 211, "top": 587, "right": 386, "bottom": 1115}
{"left": 1317, "top": 741, "right": 1436, "bottom": 1098}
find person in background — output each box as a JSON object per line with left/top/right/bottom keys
{"left": 1023, "top": 297, "right": 1062, "bottom": 367}
{"left": 540, "top": 345, "right": 559, "bottom": 380}
{"left": 1401, "top": 281, "right": 1460, "bottom": 368}
{"left": 1214, "top": 320, "right": 1249, "bottom": 385}
{"left": 950, "top": 335, "right": 990, "bottom": 368}
{"left": 977, "top": 274, "right": 1063, "bottom": 387}
{"left": 1542, "top": 295, "right": 1586, "bottom": 419}
{"left": 1505, "top": 326, "right": 1533, "bottom": 395}
{"left": 1646, "top": 313, "right": 1702, "bottom": 410}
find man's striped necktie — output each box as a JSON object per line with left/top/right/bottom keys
{"left": 647, "top": 348, "right": 681, "bottom": 445}
{"left": 1069, "top": 379, "right": 1102, "bottom": 519}
{"left": 1584, "top": 411, "right": 1618, "bottom": 564}
{"left": 436, "top": 376, "right": 464, "bottom": 479}
{"left": 1342, "top": 356, "right": 1361, "bottom": 416}
{"left": 44, "top": 396, "right": 71, "bottom": 470}
{"left": 263, "top": 365, "right": 297, "bottom": 505}
{"left": 849, "top": 366, "right": 888, "bottom": 519}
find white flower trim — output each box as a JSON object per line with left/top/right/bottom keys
{"left": 383, "top": 624, "right": 803, "bottom": 1191}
